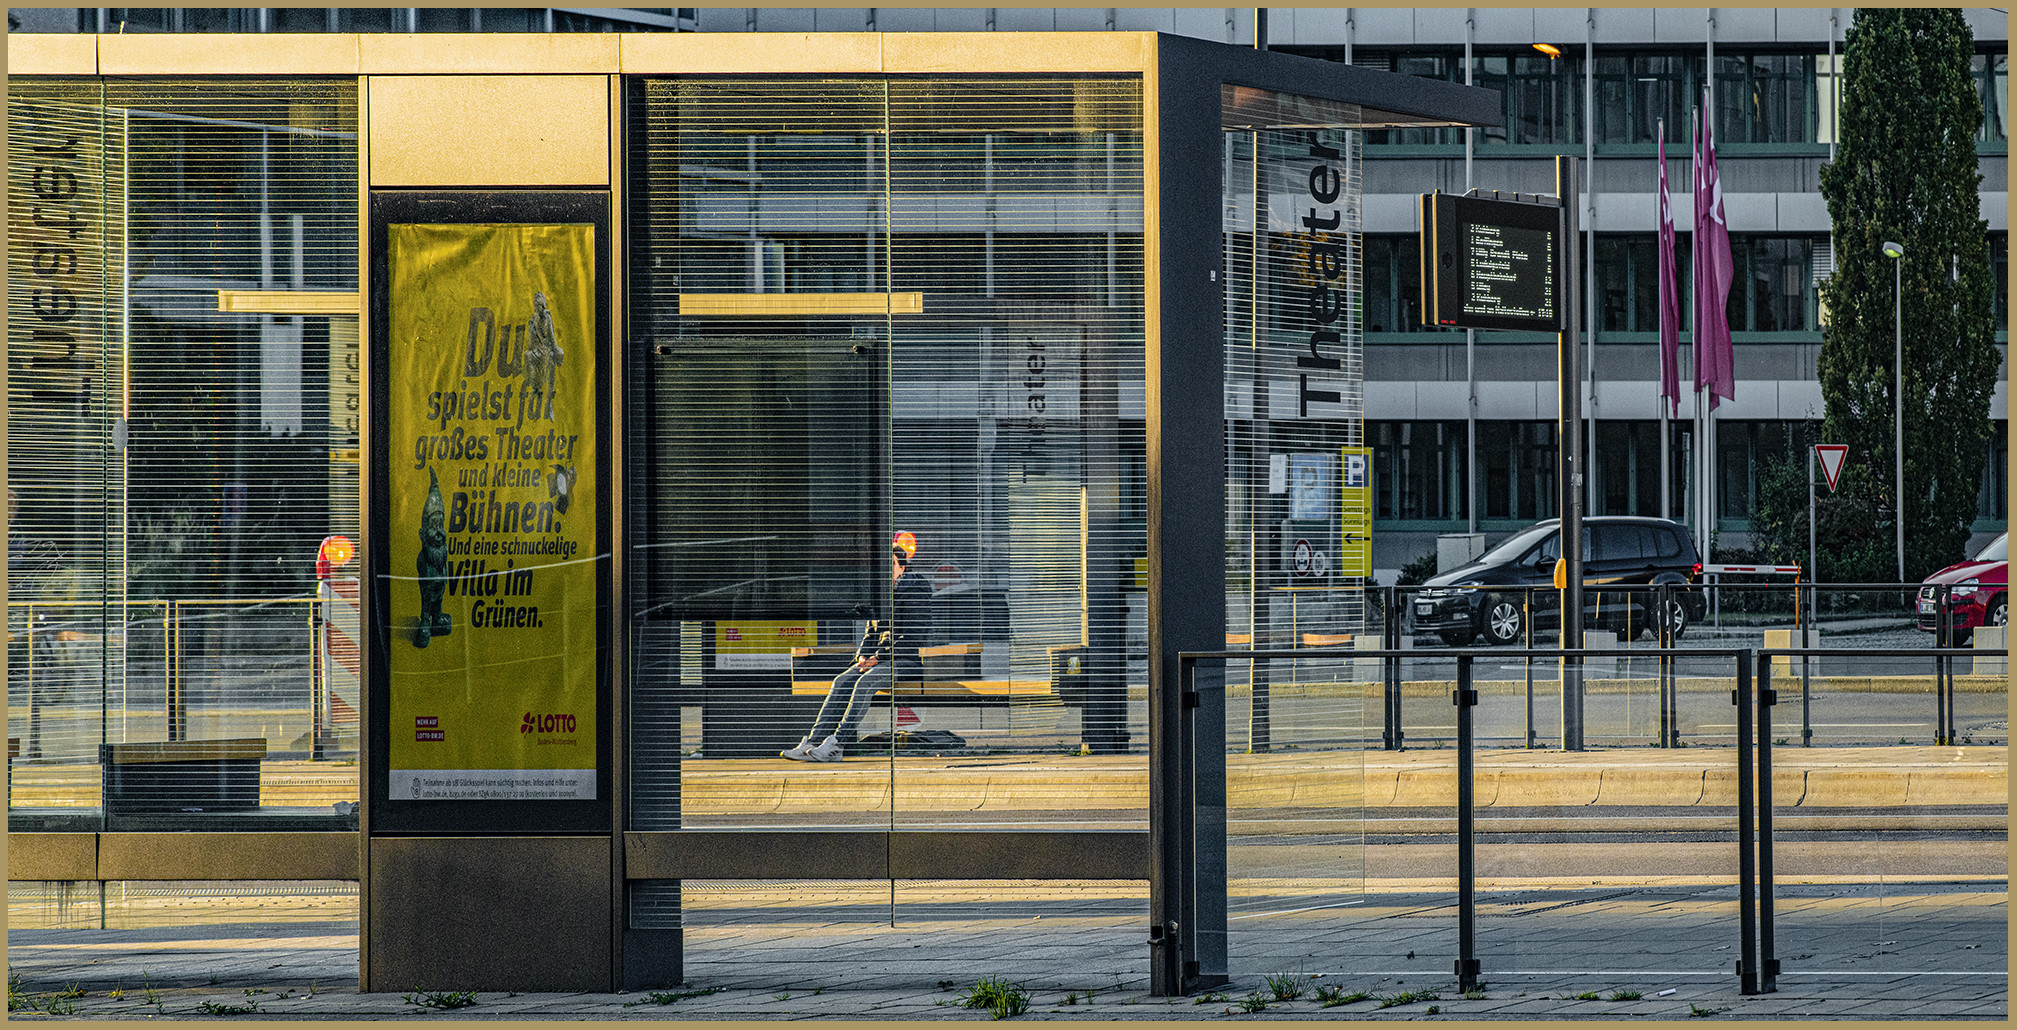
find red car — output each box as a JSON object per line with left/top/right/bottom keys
{"left": 1917, "top": 533, "right": 2008, "bottom": 643}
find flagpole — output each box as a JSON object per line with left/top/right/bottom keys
{"left": 1691, "top": 104, "right": 1709, "bottom": 561}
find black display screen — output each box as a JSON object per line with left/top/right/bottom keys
{"left": 1420, "top": 193, "right": 1566, "bottom": 333}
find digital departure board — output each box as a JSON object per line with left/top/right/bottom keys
{"left": 1419, "top": 192, "right": 1566, "bottom": 332}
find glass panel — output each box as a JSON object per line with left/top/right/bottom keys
{"left": 9, "top": 79, "right": 361, "bottom": 832}
{"left": 1221, "top": 88, "right": 1373, "bottom": 980}
{"left": 626, "top": 76, "right": 1148, "bottom": 848}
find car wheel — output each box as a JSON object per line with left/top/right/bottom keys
{"left": 1658, "top": 597, "right": 1690, "bottom": 641}
{"left": 1439, "top": 630, "right": 1476, "bottom": 647}
{"left": 1482, "top": 596, "right": 1524, "bottom": 646}
{"left": 1989, "top": 595, "right": 2008, "bottom": 630}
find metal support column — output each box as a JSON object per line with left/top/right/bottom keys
{"left": 1735, "top": 650, "right": 1758, "bottom": 995}
{"left": 1755, "top": 654, "right": 1779, "bottom": 994}
{"left": 1454, "top": 654, "right": 1480, "bottom": 991}
{"left": 1557, "top": 154, "right": 1586, "bottom": 751}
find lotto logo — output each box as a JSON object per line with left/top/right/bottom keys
{"left": 522, "top": 712, "right": 577, "bottom": 734}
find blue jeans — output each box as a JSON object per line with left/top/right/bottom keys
{"left": 807, "top": 658, "right": 921, "bottom": 744}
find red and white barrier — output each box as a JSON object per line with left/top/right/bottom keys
{"left": 317, "top": 576, "right": 361, "bottom": 750}
{"left": 1701, "top": 564, "right": 1803, "bottom": 576}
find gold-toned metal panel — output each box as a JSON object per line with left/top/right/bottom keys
{"left": 627, "top": 831, "right": 886, "bottom": 880}
{"left": 7, "top": 833, "right": 98, "bottom": 882}
{"left": 95, "top": 832, "right": 359, "bottom": 881}
{"left": 359, "top": 32, "right": 618, "bottom": 75}
{"left": 678, "top": 292, "right": 924, "bottom": 317}
{"left": 5, "top": 33, "right": 97, "bottom": 76}
{"left": 889, "top": 831, "right": 1150, "bottom": 880}
{"left": 368, "top": 836, "right": 612, "bottom": 992}
{"left": 619, "top": 32, "right": 882, "bottom": 74}
{"left": 367, "top": 75, "right": 610, "bottom": 187}
{"left": 883, "top": 32, "right": 1150, "bottom": 74}
{"left": 624, "top": 831, "right": 1149, "bottom": 881}
{"left": 98, "top": 33, "right": 359, "bottom": 75}
{"left": 217, "top": 290, "right": 361, "bottom": 315}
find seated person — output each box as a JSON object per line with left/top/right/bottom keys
{"left": 783, "top": 531, "right": 934, "bottom": 762}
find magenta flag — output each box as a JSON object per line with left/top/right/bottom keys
{"left": 1657, "top": 132, "right": 1681, "bottom": 417}
{"left": 1692, "top": 106, "right": 1736, "bottom": 407}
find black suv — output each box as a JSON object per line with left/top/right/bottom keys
{"left": 1412, "top": 516, "right": 1706, "bottom": 646}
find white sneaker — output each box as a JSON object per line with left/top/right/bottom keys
{"left": 780, "top": 739, "right": 817, "bottom": 761}
{"left": 807, "top": 735, "right": 844, "bottom": 763}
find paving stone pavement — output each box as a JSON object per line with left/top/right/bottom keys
{"left": 7, "top": 879, "right": 2004, "bottom": 1020}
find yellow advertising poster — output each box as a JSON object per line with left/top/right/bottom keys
{"left": 386, "top": 223, "right": 597, "bottom": 801}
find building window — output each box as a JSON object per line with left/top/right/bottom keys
{"left": 1976, "top": 51, "right": 2009, "bottom": 143}
{"left": 1363, "top": 235, "right": 1432, "bottom": 333}
{"left": 1979, "top": 422, "right": 2008, "bottom": 523}
{"left": 1592, "top": 421, "right": 1684, "bottom": 517}
{"left": 1713, "top": 53, "right": 1820, "bottom": 144}
{"left": 1473, "top": 51, "right": 1581, "bottom": 146}
{"left": 1715, "top": 422, "right": 1807, "bottom": 520}
{"left": 1476, "top": 421, "right": 1559, "bottom": 522}
{"left": 1726, "top": 236, "right": 1815, "bottom": 333}
{"left": 1372, "top": 421, "right": 1467, "bottom": 521}
{"left": 1595, "top": 236, "right": 1670, "bottom": 334}
{"left": 1593, "top": 53, "right": 1701, "bottom": 145}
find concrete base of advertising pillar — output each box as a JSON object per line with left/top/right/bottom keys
{"left": 365, "top": 835, "right": 614, "bottom": 993}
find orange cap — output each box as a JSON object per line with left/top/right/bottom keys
{"left": 892, "top": 531, "right": 918, "bottom": 559}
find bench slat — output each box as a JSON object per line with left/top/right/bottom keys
{"left": 791, "top": 680, "right": 1054, "bottom": 700}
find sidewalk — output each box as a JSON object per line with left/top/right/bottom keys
{"left": 7, "top": 877, "right": 2007, "bottom": 1020}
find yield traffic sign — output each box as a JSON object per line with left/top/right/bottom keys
{"left": 1815, "top": 444, "right": 1848, "bottom": 492}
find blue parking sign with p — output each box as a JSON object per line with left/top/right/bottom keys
{"left": 1342, "top": 450, "right": 1368, "bottom": 489}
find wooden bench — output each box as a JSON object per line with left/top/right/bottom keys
{"left": 100, "top": 737, "right": 267, "bottom": 814}
{"left": 789, "top": 642, "right": 1066, "bottom": 707}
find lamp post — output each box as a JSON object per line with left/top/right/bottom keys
{"left": 1882, "top": 240, "right": 1905, "bottom": 582}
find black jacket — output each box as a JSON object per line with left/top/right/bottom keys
{"left": 858, "top": 570, "right": 934, "bottom": 664}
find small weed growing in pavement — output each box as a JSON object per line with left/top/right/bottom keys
{"left": 43, "top": 995, "right": 78, "bottom": 1016}
{"left": 1426, "top": 1004, "right": 1441, "bottom": 1014}
{"left": 403, "top": 989, "right": 477, "bottom": 1010}
{"left": 773, "top": 991, "right": 791, "bottom": 1002}
{"left": 1572, "top": 991, "right": 1600, "bottom": 1000}
{"left": 305, "top": 982, "right": 318, "bottom": 997}
{"left": 107, "top": 987, "right": 127, "bottom": 1002}
{"left": 625, "top": 986, "right": 720, "bottom": 1007}
{"left": 55, "top": 983, "right": 86, "bottom": 999}
{"left": 1234, "top": 991, "right": 1270, "bottom": 1013}
{"left": 207, "top": 976, "right": 220, "bottom": 985}
{"left": 958, "top": 976, "right": 1029, "bottom": 1020}
{"left": 1463, "top": 987, "right": 1489, "bottom": 1000}
{"left": 1376, "top": 988, "right": 1440, "bottom": 1009}
{"left": 242, "top": 988, "right": 265, "bottom": 997}
{"left": 143, "top": 977, "right": 161, "bottom": 1006}
{"left": 1194, "top": 991, "right": 1229, "bottom": 1005}
{"left": 937, "top": 979, "right": 958, "bottom": 991}
{"left": 1610, "top": 990, "right": 1642, "bottom": 1001}
{"left": 1315, "top": 984, "right": 1370, "bottom": 1007}
{"left": 1265, "top": 970, "right": 1307, "bottom": 1001}
{"left": 198, "top": 999, "right": 258, "bottom": 1015}
{"left": 1062, "top": 992, "right": 1078, "bottom": 1005}
{"left": 1690, "top": 1003, "right": 1725, "bottom": 1018}
{"left": 9, "top": 974, "right": 30, "bottom": 1012}
{"left": 1898, "top": 738, "right": 1910, "bottom": 745}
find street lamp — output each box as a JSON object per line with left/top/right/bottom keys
{"left": 1882, "top": 240, "right": 1905, "bottom": 583}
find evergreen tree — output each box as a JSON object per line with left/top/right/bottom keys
{"left": 1816, "top": 8, "right": 2001, "bottom": 582}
